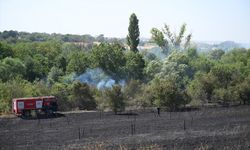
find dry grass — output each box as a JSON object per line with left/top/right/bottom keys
{"left": 196, "top": 143, "right": 209, "bottom": 150}
{"left": 82, "top": 142, "right": 106, "bottom": 150}
{"left": 65, "top": 142, "right": 162, "bottom": 150}
{"left": 0, "top": 113, "right": 15, "bottom": 118}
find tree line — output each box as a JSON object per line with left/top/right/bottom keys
{"left": 0, "top": 13, "right": 250, "bottom": 114}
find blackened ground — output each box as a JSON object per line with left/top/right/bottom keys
{"left": 0, "top": 105, "right": 250, "bottom": 150}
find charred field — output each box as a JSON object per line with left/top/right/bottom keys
{"left": 1, "top": 105, "right": 250, "bottom": 150}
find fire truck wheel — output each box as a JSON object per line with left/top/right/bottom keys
{"left": 21, "top": 110, "right": 31, "bottom": 119}
{"left": 36, "top": 110, "right": 40, "bottom": 119}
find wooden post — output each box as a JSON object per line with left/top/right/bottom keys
{"left": 99, "top": 110, "right": 102, "bottom": 119}
{"left": 191, "top": 116, "right": 193, "bottom": 127}
{"left": 78, "top": 127, "right": 81, "bottom": 139}
{"left": 50, "top": 119, "right": 52, "bottom": 128}
{"left": 131, "top": 124, "right": 134, "bottom": 135}
{"left": 66, "top": 116, "right": 70, "bottom": 125}
{"left": 184, "top": 120, "right": 186, "bottom": 130}
{"left": 133, "top": 124, "right": 136, "bottom": 134}
{"left": 82, "top": 128, "right": 84, "bottom": 137}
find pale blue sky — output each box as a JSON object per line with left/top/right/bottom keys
{"left": 0, "top": 0, "right": 250, "bottom": 43}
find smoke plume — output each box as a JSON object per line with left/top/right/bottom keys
{"left": 74, "top": 68, "right": 125, "bottom": 89}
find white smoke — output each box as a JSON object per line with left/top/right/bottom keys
{"left": 74, "top": 68, "right": 125, "bottom": 89}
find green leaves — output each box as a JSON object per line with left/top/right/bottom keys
{"left": 151, "top": 23, "right": 192, "bottom": 55}
{"left": 91, "top": 43, "right": 126, "bottom": 80}
{"left": 67, "top": 51, "right": 90, "bottom": 75}
{"left": 105, "top": 85, "right": 125, "bottom": 114}
{"left": 127, "top": 13, "right": 140, "bottom": 52}
{"left": 150, "top": 28, "right": 166, "bottom": 49}
{"left": 0, "top": 57, "right": 26, "bottom": 81}
{"left": 151, "top": 78, "right": 187, "bottom": 111}
{"left": 69, "top": 81, "right": 96, "bottom": 110}
{"left": 0, "top": 42, "right": 14, "bottom": 59}
{"left": 125, "top": 51, "right": 145, "bottom": 80}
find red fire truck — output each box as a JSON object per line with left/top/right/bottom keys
{"left": 12, "top": 96, "right": 58, "bottom": 118}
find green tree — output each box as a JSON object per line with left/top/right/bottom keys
{"left": 187, "top": 72, "right": 216, "bottom": 104}
{"left": 33, "top": 54, "right": 50, "bottom": 78}
{"left": 222, "top": 48, "right": 248, "bottom": 65}
{"left": 150, "top": 28, "right": 166, "bottom": 50}
{"left": 51, "top": 83, "right": 71, "bottom": 111}
{"left": 91, "top": 43, "right": 126, "bottom": 80}
{"left": 151, "top": 78, "right": 187, "bottom": 111}
{"left": 0, "top": 42, "right": 14, "bottom": 59}
{"left": 67, "top": 51, "right": 89, "bottom": 75}
{"left": 134, "top": 83, "right": 155, "bottom": 108}
{"left": 144, "top": 60, "right": 163, "bottom": 81}
{"left": 61, "top": 42, "right": 82, "bottom": 56}
{"left": 105, "top": 85, "right": 125, "bottom": 114}
{"left": 186, "top": 48, "right": 198, "bottom": 59}
{"left": 0, "top": 57, "right": 26, "bottom": 81}
{"left": 209, "top": 49, "right": 225, "bottom": 60}
{"left": 23, "top": 56, "right": 41, "bottom": 81}
{"left": 237, "top": 75, "right": 250, "bottom": 104}
{"left": 69, "top": 81, "right": 96, "bottom": 110}
{"left": 127, "top": 13, "right": 140, "bottom": 52}
{"left": 210, "top": 63, "right": 240, "bottom": 88}
{"left": 212, "top": 87, "right": 238, "bottom": 105}
{"left": 35, "top": 41, "right": 62, "bottom": 68}
{"left": 55, "top": 55, "right": 67, "bottom": 73}
{"left": 47, "top": 67, "right": 64, "bottom": 85}
{"left": 155, "top": 51, "right": 191, "bottom": 89}
{"left": 123, "top": 79, "right": 142, "bottom": 106}
{"left": 125, "top": 51, "right": 145, "bottom": 80}
{"left": 151, "top": 23, "right": 192, "bottom": 55}
{"left": 190, "top": 56, "right": 214, "bottom": 73}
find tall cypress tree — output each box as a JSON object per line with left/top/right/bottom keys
{"left": 127, "top": 13, "right": 140, "bottom": 52}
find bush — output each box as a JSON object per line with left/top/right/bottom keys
{"left": 151, "top": 78, "right": 187, "bottom": 111}
{"left": 105, "top": 85, "right": 125, "bottom": 114}
{"left": 69, "top": 81, "right": 96, "bottom": 110}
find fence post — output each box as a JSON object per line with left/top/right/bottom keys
{"left": 78, "top": 127, "right": 81, "bottom": 139}
{"left": 99, "top": 110, "right": 102, "bottom": 119}
{"left": 66, "top": 116, "right": 70, "bottom": 125}
{"left": 131, "top": 123, "right": 134, "bottom": 135}
{"left": 191, "top": 116, "right": 193, "bottom": 127}
{"left": 183, "top": 120, "right": 186, "bottom": 130}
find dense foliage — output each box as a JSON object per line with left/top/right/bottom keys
{"left": 0, "top": 19, "right": 250, "bottom": 114}
{"left": 127, "top": 13, "right": 140, "bottom": 52}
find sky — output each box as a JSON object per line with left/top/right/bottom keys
{"left": 0, "top": 0, "right": 250, "bottom": 43}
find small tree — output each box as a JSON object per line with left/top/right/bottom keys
{"left": 127, "top": 13, "right": 140, "bottom": 52}
{"left": 51, "top": 83, "right": 71, "bottom": 111}
{"left": 151, "top": 23, "right": 192, "bottom": 55}
{"left": 69, "top": 81, "right": 96, "bottom": 110}
{"left": 187, "top": 72, "right": 216, "bottom": 104}
{"left": 105, "top": 85, "right": 125, "bottom": 114}
{"left": 151, "top": 78, "right": 186, "bottom": 111}
{"left": 238, "top": 75, "right": 250, "bottom": 105}
{"left": 209, "top": 49, "right": 225, "bottom": 60}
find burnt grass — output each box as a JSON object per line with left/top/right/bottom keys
{"left": 1, "top": 105, "right": 250, "bottom": 150}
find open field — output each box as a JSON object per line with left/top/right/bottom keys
{"left": 1, "top": 105, "right": 250, "bottom": 150}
